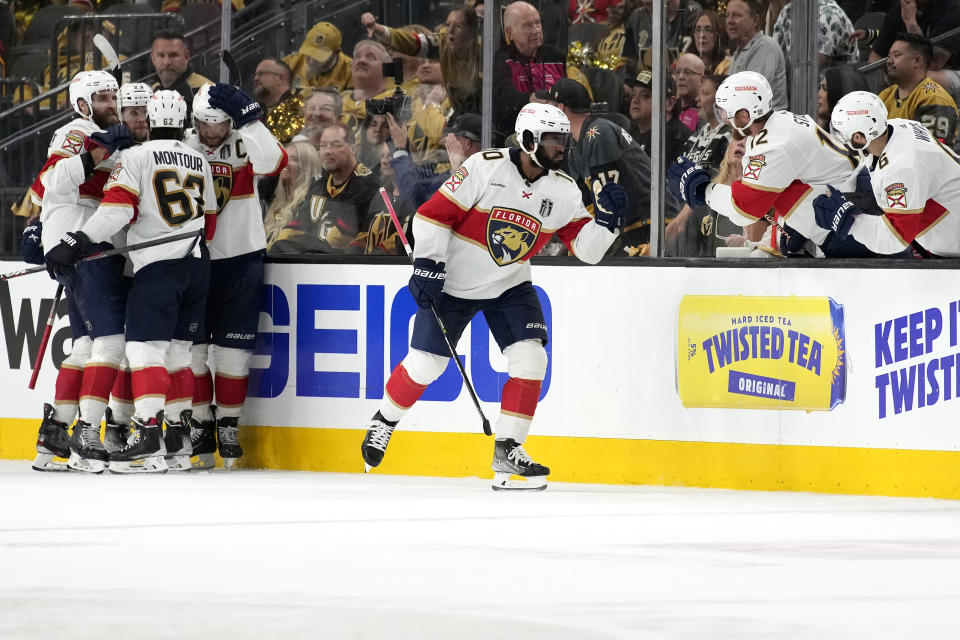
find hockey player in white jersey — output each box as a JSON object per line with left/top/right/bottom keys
{"left": 182, "top": 83, "right": 287, "bottom": 469}
{"left": 360, "top": 103, "right": 628, "bottom": 491}
{"left": 46, "top": 90, "right": 216, "bottom": 474}
{"left": 119, "top": 82, "right": 152, "bottom": 143}
{"left": 29, "top": 70, "right": 134, "bottom": 472}
{"left": 826, "top": 91, "right": 960, "bottom": 257}
{"left": 667, "top": 71, "right": 862, "bottom": 255}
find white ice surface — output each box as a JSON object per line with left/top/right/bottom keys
{"left": 1, "top": 460, "right": 959, "bottom": 639}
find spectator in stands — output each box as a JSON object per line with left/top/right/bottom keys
{"left": 878, "top": 33, "right": 959, "bottom": 146}
{"left": 672, "top": 53, "right": 705, "bottom": 133}
{"left": 726, "top": 0, "right": 787, "bottom": 110}
{"left": 340, "top": 40, "right": 393, "bottom": 127}
{"left": 492, "top": 1, "right": 569, "bottom": 142}
{"left": 569, "top": 0, "right": 619, "bottom": 25}
{"left": 265, "top": 141, "right": 323, "bottom": 250}
{"left": 594, "top": 0, "right": 642, "bottom": 67}
{"left": 353, "top": 149, "right": 417, "bottom": 255}
{"left": 855, "top": 0, "right": 960, "bottom": 68}
{"left": 285, "top": 22, "right": 353, "bottom": 92}
{"left": 623, "top": 0, "right": 703, "bottom": 67}
{"left": 626, "top": 70, "right": 690, "bottom": 166}
{"left": 404, "top": 57, "right": 449, "bottom": 161}
{"left": 269, "top": 122, "right": 379, "bottom": 254}
{"left": 292, "top": 88, "right": 342, "bottom": 145}
{"left": 149, "top": 29, "right": 211, "bottom": 120}
{"left": 361, "top": 5, "right": 482, "bottom": 118}
{"left": 685, "top": 10, "right": 731, "bottom": 75}
{"left": 817, "top": 64, "right": 867, "bottom": 128}
{"left": 254, "top": 58, "right": 304, "bottom": 144}
{"left": 773, "top": 0, "right": 859, "bottom": 66}
{"left": 681, "top": 73, "right": 729, "bottom": 175}
{"left": 531, "top": 0, "right": 569, "bottom": 53}
{"left": 357, "top": 113, "right": 390, "bottom": 176}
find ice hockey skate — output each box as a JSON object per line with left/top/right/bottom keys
{"left": 32, "top": 403, "right": 71, "bottom": 472}
{"left": 163, "top": 410, "right": 193, "bottom": 471}
{"left": 217, "top": 416, "right": 242, "bottom": 469}
{"left": 189, "top": 415, "right": 216, "bottom": 470}
{"left": 491, "top": 439, "right": 549, "bottom": 491}
{"left": 361, "top": 413, "right": 396, "bottom": 472}
{"left": 66, "top": 419, "right": 108, "bottom": 473}
{"left": 108, "top": 416, "right": 168, "bottom": 474}
{"left": 102, "top": 407, "right": 129, "bottom": 454}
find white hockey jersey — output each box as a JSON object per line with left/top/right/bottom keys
{"left": 183, "top": 121, "right": 287, "bottom": 260}
{"left": 414, "top": 147, "right": 617, "bottom": 299}
{"left": 850, "top": 118, "right": 960, "bottom": 256}
{"left": 82, "top": 139, "right": 216, "bottom": 273}
{"left": 705, "top": 110, "right": 861, "bottom": 244}
{"left": 32, "top": 117, "right": 117, "bottom": 250}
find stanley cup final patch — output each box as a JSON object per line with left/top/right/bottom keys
{"left": 444, "top": 166, "right": 468, "bottom": 193}
{"left": 487, "top": 207, "right": 541, "bottom": 266}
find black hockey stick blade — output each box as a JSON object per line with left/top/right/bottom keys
{"left": 221, "top": 50, "right": 241, "bottom": 85}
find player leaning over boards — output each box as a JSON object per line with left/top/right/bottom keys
{"left": 668, "top": 71, "right": 863, "bottom": 257}
{"left": 827, "top": 91, "right": 960, "bottom": 256}
{"left": 183, "top": 83, "right": 287, "bottom": 469}
{"left": 45, "top": 91, "right": 217, "bottom": 474}
{"left": 360, "top": 103, "right": 628, "bottom": 491}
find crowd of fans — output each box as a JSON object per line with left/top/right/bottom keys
{"left": 4, "top": 0, "right": 960, "bottom": 258}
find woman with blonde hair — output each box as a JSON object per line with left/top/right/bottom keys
{"left": 265, "top": 141, "right": 323, "bottom": 250}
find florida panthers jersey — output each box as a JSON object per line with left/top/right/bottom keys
{"left": 414, "top": 147, "right": 617, "bottom": 299}
{"left": 849, "top": 119, "right": 960, "bottom": 256}
{"left": 82, "top": 139, "right": 216, "bottom": 273}
{"left": 33, "top": 117, "right": 116, "bottom": 250}
{"left": 183, "top": 121, "right": 287, "bottom": 260}
{"left": 705, "top": 110, "right": 860, "bottom": 244}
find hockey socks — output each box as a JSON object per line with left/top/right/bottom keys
{"left": 131, "top": 366, "right": 170, "bottom": 419}
{"left": 165, "top": 367, "right": 194, "bottom": 423}
{"left": 53, "top": 365, "right": 83, "bottom": 424}
{"left": 192, "top": 370, "right": 214, "bottom": 421}
{"left": 381, "top": 364, "right": 429, "bottom": 423}
{"left": 495, "top": 377, "right": 541, "bottom": 443}
{"left": 214, "top": 373, "right": 248, "bottom": 418}
{"left": 78, "top": 364, "right": 119, "bottom": 426}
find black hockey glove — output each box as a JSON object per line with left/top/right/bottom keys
{"left": 208, "top": 83, "right": 264, "bottom": 128}
{"left": 813, "top": 186, "right": 857, "bottom": 241}
{"left": 779, "top": 224, "right": 809, "bottom": 257}
{"left": 593, "top": 182, "right": 628, "bottom": 232}
{"left": 20, "top": 217, "right": 44, "bottom": 265}
{"left": 409, "top": 258, "right": 445, "bottom": 309}
{"left": 87, "top": 124, "right": 133, "bottom": 155}
{"left": 45, "top": 231, "right": 91, "bottom": 282}
{"left": 667, "top": 156, "right": 710, "bottom": 206}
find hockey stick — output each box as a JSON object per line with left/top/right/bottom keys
{"left": 93, "top": 34, "right": 122, "bottom": 83}
{"left": 0, "top": 230, "right": 203, "bottom": 281}
{"left": 380, "top": 187, "right": 492, "bottom": 436}
{"left": 221, "top": 50, "right": 241, "bottom": 85}
{"left": 27, "top": 284, "right": 63, "bottom": 390}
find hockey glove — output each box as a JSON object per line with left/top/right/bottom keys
{"left": 208, "top": 83, "right": 264, "bottom": 128}
{"left": 409, "top": 258, "right": 445, "bottom": 309}
{"left": 813, "top": 186, "right": 857, "bottom": 241}
{"left": 593, "top": 182, "right": 628, "bottom": 232}
{"left": 667, "top": 156, "right": 710, "bottom": 206}
{"left": 779, "top": 224, "right": 809, "bottom": 257}
{"left": 86, "top": 124, "right": 133, "bottom": 155}
{"left": 20, "top": 217, "right": 44, "bottom": 265}
{"left": 45, "top": 231, "right": 91, "bottom": 282}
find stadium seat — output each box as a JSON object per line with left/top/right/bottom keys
{"left": 6, "top": 46, "right": 49, "bottom": 83}
{"left": 23, "top": 5, "right": 83, "bottom": 46}
{"left": 180, "top": 2, "right": 221, "bottom": 34}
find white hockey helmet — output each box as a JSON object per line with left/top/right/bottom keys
{"left": 830, "top": 91, "right": 889, "bottom": 159}
{"left": 714, "top": 71, "right": 773, "bottom": 136}
{"left": 68, "top": 70, "right": 119, "bottom": 119}
{"left": 192, "top": 83, "right": 231, "bottom": 125}
{"left": 515, "top": 102, "right": 570, "bottom": 162}
{"left": 119, "top": 82, "right": 153, "bottom": 110}
{"left": 147, "top": 90, "right": 188, "bottom": 129}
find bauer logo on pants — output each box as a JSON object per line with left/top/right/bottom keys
{"left": 676, "top": 296, "right": 846, "bottom": 411}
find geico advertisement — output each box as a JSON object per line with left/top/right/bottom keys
{"left": 248, "top": 278, "right": 553, "bottom": 404}
{"left": 677, "top": 296, "right": 846, "bottom": 411}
